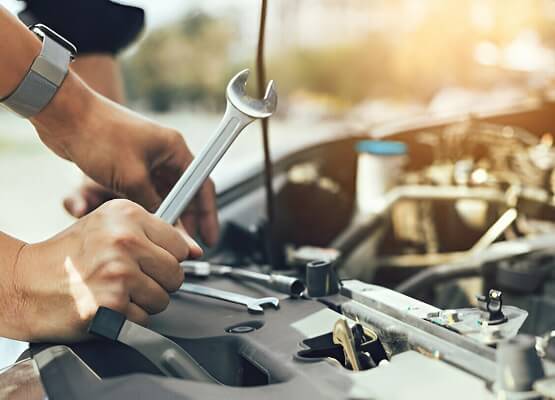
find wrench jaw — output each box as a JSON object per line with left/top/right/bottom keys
{"left": 226, "top": 69, "right": 277, "bottom": 119}
{"left": 247, "top": 297, "right": 281, "bottom": 314}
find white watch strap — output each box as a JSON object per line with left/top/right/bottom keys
{"left": 1, "top": 33, "right": 72, "bottom": 118}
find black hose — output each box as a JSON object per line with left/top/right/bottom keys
{"left": 395, "top": 262, "right": 481, "bottom": 297}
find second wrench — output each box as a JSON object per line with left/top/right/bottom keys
{"left": 180, "top": 283, "right": 279, "bottom": 314}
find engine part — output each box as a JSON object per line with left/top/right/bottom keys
{"left": 496, "top": 335, "right": 545, "bottom": 395}
{"left": 88, "top": 307, "right": 218, "bottom": 383}
{"left": 306, "top": 259, "right": 339, "bottom": 297}
{"left": 332, "top": 318, "right": 361, "bottom": 371}
{"left": 477, "top": 289, "right": 507, "bottom": 325}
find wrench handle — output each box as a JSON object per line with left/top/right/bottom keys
{"left": 180, "top": 283, "right": 253, "bottom": 306}
{"left": 155, "top": 104, "right": 254, "bottom": 224}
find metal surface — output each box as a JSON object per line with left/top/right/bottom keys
{"left": 155, "top": 69, "right": 277, "bottom": 224}
{"left": 340, "top": 280, "right": 498, "bottom": 382}
{"left": 180, "top": 282, "right": 279, "bottom": 313}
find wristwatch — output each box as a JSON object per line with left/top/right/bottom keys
{"left": 1, "top": 24, "right": 77, "bottom": 118}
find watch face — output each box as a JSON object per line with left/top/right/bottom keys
{"left": 30, "top": 23, "right": 77, "bottom": 58}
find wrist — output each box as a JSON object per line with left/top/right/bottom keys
{"left": 10, "top": 241, "right": 53, "bottom": 342}
{"left": 0, "top": 236, "right": 32, "bottom": 341}
{"left": 0, "top": 8, "right": 42, "bottom": 98}
{"left": 30, "top": 71, "right": 97, "bottom": 160}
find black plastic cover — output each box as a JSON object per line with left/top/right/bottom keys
{"left": 88, "top": 306, "right": 125, "bottom": 341}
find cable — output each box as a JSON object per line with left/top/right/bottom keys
{"left": 256, "top": 0, "right": 276, "bottom": 268}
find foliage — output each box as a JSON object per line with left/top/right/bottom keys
{"left": 123, "top": 11, "right": 235, "bottom": 111}
{"left": 123, "top": 1, "right": 555, "bottom": 112}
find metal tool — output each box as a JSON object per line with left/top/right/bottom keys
{"left": 89, "top": 306, "right": 219, "bottom": 383}
{"left": 180, "top": 283, "right": 279, "bottom": 313}
{"left": 332, "top": 318, "right": 361, "bottom": 371}
{"left": 155, "top": 69, "right": 277, "bottom": 224}
{"left": 181, "top": 261, "right": 305, "bottom": 296}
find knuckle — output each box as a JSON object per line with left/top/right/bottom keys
{"left": 106, "top": 198, "right": 135, "bottom": 212}
{"left": 110, "top": 231, "right": 140, "bottom": 249}
{"left": 166, "top": 264, "right": 184, "bottom": 292}
{"left": 152, "top": 292, "right": 171, "bottom": 314}
{"left": 102, "top": 261, "right": 135, "bottom": 283}
{"left": 168, "top": 130, "right": 186, "bottom": 147}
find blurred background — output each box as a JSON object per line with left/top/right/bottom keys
{"left": 3, "top": 0, "right": 555, "bottom": 242}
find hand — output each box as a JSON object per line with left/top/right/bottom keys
{"left": 31, "top": 73, "right": 219, "bottom": 246}
{"left": 11, "top": 199, "right": 201, "bottom": 342}
{"left": 63, "top": 176, "right": 117, "bottom": 218}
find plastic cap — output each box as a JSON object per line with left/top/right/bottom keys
{"left": 356, "top": 140, "right": 407, "bottom": 156}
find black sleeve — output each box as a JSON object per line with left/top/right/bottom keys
{"left": 18, "top": 0, "right": 145, "bottom": 55}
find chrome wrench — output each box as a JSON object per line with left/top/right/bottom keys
{"left": 180, "top": 283, "right": 279, "bottom": 314}
{"left": 155, "top": 69, "right": 277, "bottom": 224}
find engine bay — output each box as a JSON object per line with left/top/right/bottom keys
{"left": 3, "top": 102, "right": 555, "bottom": 399}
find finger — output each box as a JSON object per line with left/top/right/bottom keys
{"left": 64, "top": 183, "right": 118, "bottom": 217}
{"left": 197, "top": 180, "right": 219, "bottom": 246}
{"left": 129, "top": 273, "right": 171, "bottom": 314}
{"left": 175, "top": 218, "right": 203, "bottom": 259}
{"left": 63, "top": 191, "right": 87, "bottom": 217}
{"left": 180, "top": 212, "right": 196, "bottom": 240}
{"left": 135, "top": 241, "right": 184, "bottom": 292}
{"left": 141, "top": 213, "right": 202, "bottom": 261}
{"left": 126, "top": 302, "right": 149, "bottom": 326}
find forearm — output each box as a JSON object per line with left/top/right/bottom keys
{"left": 0, "top": 232, "right": 28, "bottom": 339}
{"left": 0, "top": 6, "right": 96, "bottom": 157}
{"left": 0, "top": 6, "right": 41, "bottom": 98}
{"left": 72, "top": 55, "right": 126, "bottom": 103}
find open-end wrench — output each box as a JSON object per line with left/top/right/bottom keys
{"left": 155, "top": 69, "right": 277, "bottom": 224}
{"left": 180, "top": 283, "right": 279, "bottom": 314}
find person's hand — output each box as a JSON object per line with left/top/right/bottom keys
{"left": 63, "top": 176, "right": 117, "bottom": 217}
{"left": 11, "top": 199, "right": 201, "bottom": 342}
{"left": 31, "top": 73, "right": 219, "bottom": 246}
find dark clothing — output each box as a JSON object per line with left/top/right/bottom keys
{"left": 18, "top": 0, "right": 145, "bottom": 55}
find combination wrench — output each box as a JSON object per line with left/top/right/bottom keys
{"left": 155, "top": 69, "right": 277, "bottom": 224}
{"left": 180, "top": 283, "right": 279, "bottom": 313}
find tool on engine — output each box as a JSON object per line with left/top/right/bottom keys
{"left": 155, "top": 69, "right": 277, "bottom": 224}
{"left": 181, "top": 260, "right": 305, "bottom": 296}
{"left": 179, "top": 283, "right": 279, "bottom": 313}
{"left": 88, "top": 306, "right": 219, "bottom": 383}
{"left": 306, "top": 259, "right": 339, "bottom": 297}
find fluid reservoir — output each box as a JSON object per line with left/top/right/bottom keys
{"left": 355, "top": 140, "right": 407, "bottom": 214}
